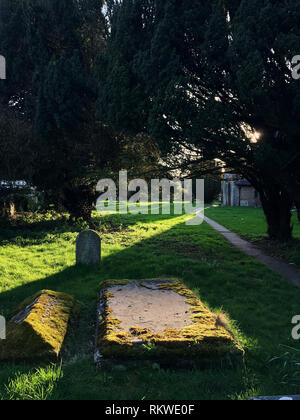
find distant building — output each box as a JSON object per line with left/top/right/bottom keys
{"left": 222, "top": 174, "right": 261, "bottom": 207}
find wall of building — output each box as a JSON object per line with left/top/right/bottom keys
{"left": 222, "top": 175, "right": 261, "bottom": 207}
{"left": 240, "top": 187, "right": 260, "bottom": 207}
{"left": 222, "top": 175, "right": 240, "bottom": 206}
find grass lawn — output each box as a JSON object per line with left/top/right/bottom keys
{"left": 206, "top": 206, "right": 300, "bottom": 267}
{"left": 0, "top": 207, "right": 300, "bottom": 400}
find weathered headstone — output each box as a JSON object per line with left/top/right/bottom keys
{"left": 0, "top": 316, "right": 5, "bottom": 340}
{"left": 76, "top": 229, "right": 101, "bottom": 266}
{"left": 0, "top": 290, "right": 79, "bottom": 360}
{"left": 96, "top": 278, "right": 244, "bottom": 366}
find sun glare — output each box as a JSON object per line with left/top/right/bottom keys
{"left": 242, "top": 124, "right": 262, "bottom": 143}
{"left": 251, "top": 131, "right": 261, "bottom": 143}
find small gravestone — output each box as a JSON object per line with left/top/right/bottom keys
{"left": 76, "top": 230, "right": 101, "bottom": 266}
{"left": 0, "top": 316, "right": 5, "bottom": 340}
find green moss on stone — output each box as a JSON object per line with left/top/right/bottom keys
{"left": 0, "top": 290, "right": 79, "bottom": 361}
{"left": 99, "top": 279, "right": 138, "bottom": 291}
{"left": 98, "top": 278, "right": 244, "bottom": 361}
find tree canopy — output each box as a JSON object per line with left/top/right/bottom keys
{"left": 98, "top": 0, "right": 300, "bottom": 240}
{"left": 1, "top": 0, "right": 300, "bottom": 237}
{"left": 0, "top": 0, "right": 120, "bottom": 221}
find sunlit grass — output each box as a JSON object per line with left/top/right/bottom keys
{"left": 0, "top": 207, "right": 299, "bottom": 399}
{"left": 205, "top": 207, "right": 300, "bottom": 266}
{"left": 2, "top": 364, "right": 62, "bottom": 401}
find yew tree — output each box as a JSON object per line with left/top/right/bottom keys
{"left": 0, "top": 0, "right": 119, "bottom": 221}
{"left": 99, "top": 0, "right": 300, "bottom": 240}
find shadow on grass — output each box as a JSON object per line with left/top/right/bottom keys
{"left": 0, "top": 210, "right": 182, "bottom": 245}
{"left": 0, "top": 217, "right": 298, "bottom": 342}
{"left": 1, "top": 217, "right": 300, "bottom": 399}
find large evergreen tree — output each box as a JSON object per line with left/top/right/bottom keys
{"left": 99, "top": 0, "right": 300, "bottom": 240}
{"left": 0, "top": 0, "right": 119, "bottom": 221}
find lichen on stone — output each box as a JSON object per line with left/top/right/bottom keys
{"left": 0, "top": 290, "right": 79, "bottom": 361}
{"left": 97, "top": 278, "right": 244, "bottom": 361}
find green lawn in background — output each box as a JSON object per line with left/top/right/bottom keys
{"left": 206, "top": 206, "right": 300, "bottom": 267}
{"left": 0, "top": 207, "right": 299, "bottom": 400}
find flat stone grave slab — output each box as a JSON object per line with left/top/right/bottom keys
{"left": 96, "top": 278, "right": 244, "bottom": 367}
{"left": 0, "top": 290, "right": 79, "bottom": 361}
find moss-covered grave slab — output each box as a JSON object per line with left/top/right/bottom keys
{"left": 97, "top": 278, "right": 244, "bottom": 365}
{"left": 0, "top": 290, "right": 79, "bottom": 361}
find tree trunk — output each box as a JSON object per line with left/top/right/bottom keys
{"left": 62, "top": 187, "right": 95, "bottom": 224}
{"left": 283, "top": 179, "right": 300, "bottom": 223}
{"left": 44, "top": 191, "right": 66, "bottom": 213}
{"left": 0, "top": 195, "right": 16, "bottom": 219}
{"left": 260, "top": 185, "right": 293, "bottom": 241}
{"left": 9, "top": 200, "right": 15, "bottom": 218}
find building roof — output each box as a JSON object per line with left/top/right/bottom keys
{"left": 235, "top": 179, "right": 252, "bottom": 187}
